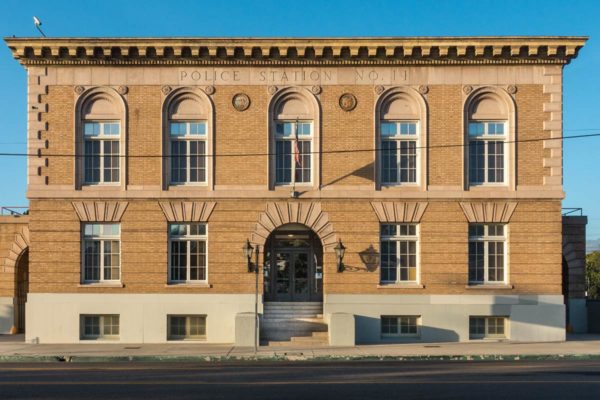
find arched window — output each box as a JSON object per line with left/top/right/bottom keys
{"left": 164, "top": 90, "right": 213, "bottom": 187}
{"left": 269, "top": 88, "right": 320, "bottom": 188}
{"left": 76, "top": 88, "right": 125, "bottom": 187}
{"left": 376, "top": 89, "right": 427, "bottom": 188}
{"left": 465, "top": 89, "right": 515, "bottom": 187}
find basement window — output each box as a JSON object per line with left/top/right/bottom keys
{"left": 80, "top": 315, "right": 120, "bottom": 340}
{"left": 167, "top": 315, "right": 207, "bottom": 341}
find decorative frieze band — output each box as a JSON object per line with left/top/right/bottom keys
{"left": 72, "top": 201, "right": 129, "bottom": 222}
{"left": 251, "top": 202, "right": 337, "bottom": 250}
{"left": 370, "top": 202, "right": 428, "bottom": 223}
{"left": 459, "top": 202, "right": 518, "bottom": 223}
{"left": 159, "top": 201, "right": 216, "bottom": 222}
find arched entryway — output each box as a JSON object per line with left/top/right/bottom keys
{"left": 14, "top": 249, "right": 28, "bottom": 333}
{"left": 263, "top": 224, "right": 323, "bottom": 302}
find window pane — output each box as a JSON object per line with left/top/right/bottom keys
{"left": 468, "top": 122, "right": 485, "bottom": 136}
{"left": 170, "top": 140, "right": 187, "bottom": 183}
{"left": 381, "top": 141, "right": 398, "bottom": 183}
{"left": 468, "top": 242, "right": 485, "bottom": 282}
{"left": 469, "top": 141, "right": 485, "bottom": 184}
{"left": 380, "top": 239, "right": 397, "bottom": 282}
{"left": 275, "top": 141, "right": 292, "bottom": 183}
{"left": 381, "top": 122, "right": 397, "bottom": 137}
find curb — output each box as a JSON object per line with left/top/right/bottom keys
{"left": 2, "top": 353, "right": 600, "bottom": 363}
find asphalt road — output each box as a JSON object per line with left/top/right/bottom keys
{"left": 0, "top": 360, "right": 599, "bottom": 399}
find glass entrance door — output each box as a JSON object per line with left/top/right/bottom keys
{"left": 264, "top": 228, "right": 323, "bottom": 302}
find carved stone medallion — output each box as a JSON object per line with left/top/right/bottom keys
{"left": 204, "top": 85, "right": 215, "bottom": 95}
{"left": 339, "top": 93, "right": 357, "bottom": 111}
{"left": 463, "top": 85, "right": 473, "bottom": 95}
{"left": 161, "top": 85, "right": 172, "bottom": 95}
{"left": 507, "top": 85, "right": 518, "bottom": 94}
{"left": 311, "top": 85, "right": 322, "bottom": 95}
{"left": 374, "top": 85, "right": 385, "bottom": 95}
{"left": 74, "top": 85, "right": 85, "bottom": 95}
{"left": 418, "top": 85, "right": 429, "bottom": 94}
{"left": 268, "top": 86, "right": 278, "bottom": 95}
{"left": 117, "top": 85, "right": 128, "bottom": 95}
{"left": 232, "top": 93, "right": 251, "bottom": 111}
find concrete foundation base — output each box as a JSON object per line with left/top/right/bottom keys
{"left": 235, "top": 312, "right": 258, "bottom": 347}
{"left": 0, "top": 297, "right": 15, "bottom": 335}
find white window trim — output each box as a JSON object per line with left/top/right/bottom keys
{"left": 168, "top": 223, "right": 209, "bottom": 284}
{"left": 467, "top": 120, "right": 509, "bottom": 187}
{"left": 80, "top": 314, "right": 120, "bottom": 341}
{"left": 167, "top": 314, "right": 207, "bottom": 341}
{"left": 380, "top": 120, "right": 421, "bottom": 187}
{"left": 380, "top": 224, "right": 420, "bottom": 285}
{"left": 381, "top": 315, "right": 421, "bottom": 338}
{"left": 273, "top": 120, "right": 314, "bottom": 186}
{"left": 81, "top": 223, "right": 121, "bottom": 284}
{"left": 469, "top": 316, "right": 509, "bottom": 340}
{"left": 168, "top": 120, "right": 209, "bottom": 186}
{"left": 82, "top": 120, "right": 121, "bottom": 185}
{"left": 468, "top": 224, "right": 508, "bottom": 285}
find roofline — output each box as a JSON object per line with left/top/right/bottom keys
{"left": 4, "top": 36, "right": 588, "bottom": 67}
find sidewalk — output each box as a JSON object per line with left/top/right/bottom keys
{"left": 1, "top": 334, "right": 599, "bottom": 362}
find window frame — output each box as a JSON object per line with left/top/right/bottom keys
{"left": 168, "top": 120, "right": 208, "bottom": 186}
{"left": 468, "top": 223, "right": 508, "bottom": 285}
{"left": 273, "top": 120, "right": 313, "bottom": 186}
{"left": 379, "top": 120, "right": 420, "bottom": 186}
{"left": 82, "top": 120, "right": 121, "bottom": 185}
{"left": 167, "top": 223, "right": 208, "bottom": 284}
{"left": 167, "top": 314, "right": 207, "bottom": 341}
{"left": 81, "top": 223, "right": 121, "bottom": 284}
{"left": 467, "top": 120, "right": 508, "bottom": 186}
{"left": 469, "top": 316, "right": 508, "bottom": 340}
{"left": 80, "top": 314, "right": 120, "bottom": 340}
{"left": 381, "top": 315, "right": 421, "bottom": 338}
{"left": 379, "top": 223, "right": 420, "bottom": 284}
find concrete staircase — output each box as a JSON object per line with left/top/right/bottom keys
{"left": 261, "top": 302, "right": 328, "bottom": 347}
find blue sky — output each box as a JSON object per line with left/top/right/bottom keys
{"left": 1, "top": 0, "right": 599, "bottom": 244}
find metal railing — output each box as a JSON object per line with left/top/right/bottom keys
{"left": 562, "top": 207, "right": 583, "bottom": 216}
{"left": 0, "top": 206, "right": 29, "bottom": 216}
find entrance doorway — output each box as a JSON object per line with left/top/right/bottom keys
{"left": 263, "top": 224, "right": 323, "bottom": 302}
{"left": 14, "top": 249, "right": 29, "bottom": 333}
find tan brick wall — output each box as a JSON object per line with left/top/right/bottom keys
{"left": 40, "top": 83, "right": 549, "bottom": 189}
{"left": 42, "top": 86, "right": 74, "bottom": 186}
{"left": 0, "top": 217, "right": 29, "bottom": 297}
{"left": 27, "top": 199, "right": 562, "bottom": 296}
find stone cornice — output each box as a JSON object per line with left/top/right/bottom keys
{"left": 4, "top": 36, "right": 587, "bottom": 66}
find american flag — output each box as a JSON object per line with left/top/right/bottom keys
{"left": 293, "top": 121, "right": 302, "bottom": 167}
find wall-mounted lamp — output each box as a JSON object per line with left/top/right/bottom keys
{"left": 334, "top": 239, "right": 346, "bottom": 273}
{"left": 242, "top": 239, "right": 256, "bottom": 273}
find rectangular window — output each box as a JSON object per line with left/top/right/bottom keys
{"left": 381, "top": 316, "right": 420, "bottom": 337}
{"left": 469, "top": 316, "right": 507, "bottom": 339}
{"left": 80, "top": 315, "right": 120, "bottom": 340}
{"left": 83, "top": 121, "right": 120, "bottom": 184}
{"left": 380, "top": 121, "right": 418, "bottom": 185}
{"left": 169, "top": 121, "right": 207, "bottom": 184}
{"left": 468, "top": 121, "right": 506, "bottom": 185}
{"left": 168, "top": 223, "right": 208, "bottom": 283}
{"left": 82, "top": 224, "right": 121, "bottom": 283}
{"left": 468, "top": 224, "right": 507, "bottom": 284}
{"left": 380, "top": 224, "right": 418, "bottom": 283}
{"left": 167, "top": 315, "right": 207, "bottom": 340}
{"left": 274, "top": 121, "right": 312, "bottom": 184}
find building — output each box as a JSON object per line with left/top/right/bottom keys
{"left": 1, "top": 36, "right": 586, "bottom": 345}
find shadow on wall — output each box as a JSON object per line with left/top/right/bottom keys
{"left": 351, "top": 296, "right": 566, "bottom": 344}
{"left": 322, "top": 162, "right": 374, "bottom": 188}
{"left": 355, "top": 315, "right": 459, "bottom": 344}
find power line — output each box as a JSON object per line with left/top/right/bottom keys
{"left": 0, "top": 132, "right": 598, "bottom": 158}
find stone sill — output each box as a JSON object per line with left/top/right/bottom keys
{"left": 165, "top": 283, "right": 212, "bottom": 288}
{"left": 465, "top": 284, "right": 514, "bottom": 290}
{"left": 377, "top": 283, "right": 425, "bottom": 289}
{"left": 78, "top": 282, "right": 124, "bottom": 288}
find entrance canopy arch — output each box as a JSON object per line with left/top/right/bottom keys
{"left": 250, "top": 202, "right": 337, "bottom": 251}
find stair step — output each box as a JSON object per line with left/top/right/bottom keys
{"left": 264, "top": 339, "right": 329, "bottom": 347}
{"left": 311, "top": 331, "right": 328, "bottom": 339}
